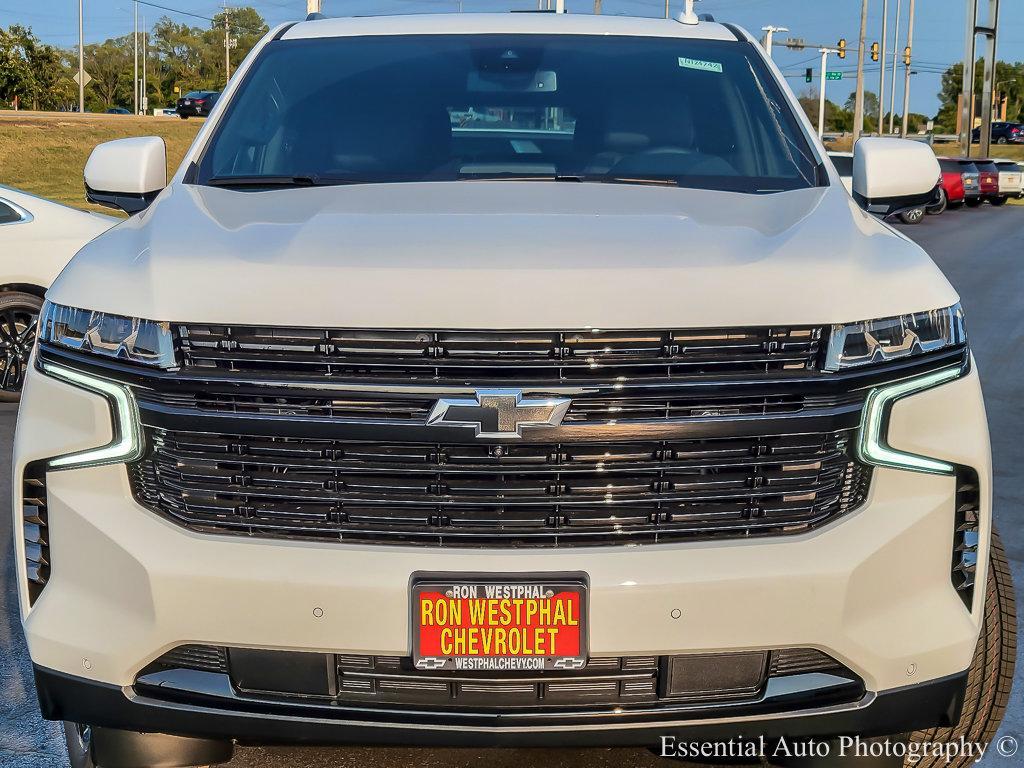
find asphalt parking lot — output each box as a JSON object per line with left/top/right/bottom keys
{"left": 1, "top": 203, "right": 1022, "bottom": 768}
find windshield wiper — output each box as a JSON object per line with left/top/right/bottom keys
{"left": 207, "top": 175, "right": 319, "bottom": 187}
{"left": 206, "top": 174, "right": 379, "bottom": 188}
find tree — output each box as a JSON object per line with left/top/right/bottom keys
{"left": 844, "top": 90, "right": 880, "bottom": 118}
{"left": 0, "top": 25, "right": 39, "bottom": 108}
{"left": 84, "top": 37, "right": 133, "bottom": 110}
{"left": 934, "top": 60, "right": 1024, "bottom": 133}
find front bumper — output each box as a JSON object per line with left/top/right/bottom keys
{"left": 14, "top": 360, "right": 991, "bottom": 742}
{"left": 33, "top": 664, "right": 967, "bottom": 747}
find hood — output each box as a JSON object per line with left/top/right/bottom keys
{"left": 50, "top": 181, "right": 958, "bottom": 329}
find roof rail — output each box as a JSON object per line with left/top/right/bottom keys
{"left": 306, "top": 12, "right": 326, "bottom": 21}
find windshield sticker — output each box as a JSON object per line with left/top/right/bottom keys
{"left": 678, "top": 57, "right": 723, "bottom": 74}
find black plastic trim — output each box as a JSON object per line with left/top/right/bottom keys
{"left": 34, "top": 665, "right": 967, "bottom": 747}
{"left": 84, "top": 185, "right": 160, "bottom": 215}
{"left": 272, "top": 22, "right": 297, "bottom": 41}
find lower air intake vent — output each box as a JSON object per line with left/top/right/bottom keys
{"left": 152, "top": 644, "right": 229, "bottom": 674}
{"left": 952, "top": 468, "right": 980, "bottom": 610}
{"left": 22, "top": 462, "right": 49, "bottom": 605}
{"left": 143, "top": 644, "right": 860, "bottom": 714}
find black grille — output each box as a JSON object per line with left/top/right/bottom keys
{"left": 143, "top": 645, "right": 860, "bottom": 713}
{"left": 176, "top": 325, "right": 825, "bottom": 382}
{"left": 768, "top": 648, "right": 847, "bottom": 677}
{"left": 130, "top": 428, "right": 870, "bottom": 546}
{"left": 155, "top": 644, "right": 229, "bottom": 674}
{"left": 332, "top": 654, "right": 662, "bottom": 708}
{"left": 136, "top": 388, "right": 862, "bottom": 425}
{"left": 22, "top": 463, "right": 49, "bottom": 605}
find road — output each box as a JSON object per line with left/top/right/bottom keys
{"left": 1, "top": 204, "right": 1022, "bottom": 767}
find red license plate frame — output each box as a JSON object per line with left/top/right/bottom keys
{"left": 411, "top": 574, "right": 588, "bottom": 672}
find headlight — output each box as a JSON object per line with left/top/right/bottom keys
{"left": 39, "top": 302, "right": 175, "bottom": 368}
{"left": 824, "top": 304, "right": 966, "bottom": 372}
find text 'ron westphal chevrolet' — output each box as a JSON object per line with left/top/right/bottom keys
{"left": 13, "top": 9, "right": 1014, "bottom": 768}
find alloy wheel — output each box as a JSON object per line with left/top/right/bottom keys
{"left": 0, "top": 305, "right": 38, "bottom": 393}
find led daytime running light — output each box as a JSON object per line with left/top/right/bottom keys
{"left": 42, "top": 362, "right": 144, "bottom": 470}
{"left": 857, "top": 366, "right": 962, "bottom": 475}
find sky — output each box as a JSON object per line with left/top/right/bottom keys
{"left": 2, "top": 0, "right": 1022, "bottom": 117}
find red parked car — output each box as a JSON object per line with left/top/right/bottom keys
{"left": 937, "top": 158, "right": 967, "bottom": 208}
{"left": 973, "top": 159, "right": 1001, "bottom": 205}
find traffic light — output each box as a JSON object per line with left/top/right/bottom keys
{"left": 903, "top": 46, "right": 912, "bottom": 66}
{"left": 870, "top": 42, "right": 880, "bottom": 62}
{"left": 837, "top": 38, "right": 847, "bottom": 59}
{"left": 805, "top": 68, "right": 813, "bottom": 83}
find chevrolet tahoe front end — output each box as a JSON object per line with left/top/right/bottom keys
{"left": 15, "top": 12, "right": 1013, "bottom": 768}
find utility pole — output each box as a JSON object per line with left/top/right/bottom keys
{"left": 306, "top": 0, "right": 321, "bottom": 14}
{"left": 224, "top": 5, "right": 231, "bottom": 84}
{"left": 878, "top": 0, "right": 887, "bottom": 134}
{"left": 133, "top": 1, "right": 138, "bottom": 114}
{"left": 78, "top": 0, "right": 85, "bottom": 113}
{"left": 901, "top": 0, "right": 917, "bottom": 137}
{"left": 888, "top": 0, "right": 901, "bottom": 134}
{"left": 818, "top": 48, "right": 830, "bottom": 138}
{"left": 959, "top": 0, "right": 1000, "bottom": 154}
{"left": 853, "top": 0, "right": 868, "bottom": 142}
{"left": 664, "top": 0, "right": 670, "bottom": 19}
{"left": 593, "top": 0, "right": 601, "bottom": 14}
{"left": 761, "top": 26, "right": 789, "bottom": 58}
{"left": 142, "top": 15, "right": 147, "bottom": 114}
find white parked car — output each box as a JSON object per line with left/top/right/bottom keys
{"left": 994, "top": 159, "right": 1024, "bottom": 198}
{"left": 0, "top": 186, "right": 116, "bottom": 396}
{"left": 15, "top": 11, "right": 1014, "bottom": 768}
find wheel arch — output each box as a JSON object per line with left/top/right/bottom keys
{"left": 0, "top": 284, "right": 47, "bottom": 301}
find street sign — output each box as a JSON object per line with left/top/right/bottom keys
{"left": 72, "top": 70, "right": 92, "bottom": 87}
{"left": 826, "top": 71, "right": 843, "bottom": 81}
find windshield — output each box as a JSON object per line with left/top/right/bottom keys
{"left": 196, "top": 34, "right": 821, "bottom": 193}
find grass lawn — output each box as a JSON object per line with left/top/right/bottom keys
{"left": 0, "top": 111, "right": 202, "bottom": 215}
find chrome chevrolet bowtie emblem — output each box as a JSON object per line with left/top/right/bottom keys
{"left": 427, "top": 389, "right": 571, "bottom": 438}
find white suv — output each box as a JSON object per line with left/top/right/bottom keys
{"left": 14, "top": 12, "right": 1014, "bottom": 768}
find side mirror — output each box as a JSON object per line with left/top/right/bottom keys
{"left": 852, "top": 137, "right": 940, "bottom": 218}
{"left": 84, "top": 137, "right": 166, "bottom": 215}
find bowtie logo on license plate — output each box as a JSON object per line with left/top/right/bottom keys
{"left": 427, "top": 389, "right": 571, "bottom": 438}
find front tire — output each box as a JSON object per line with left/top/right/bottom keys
{"left": 906, "top": 530, "right": 1017, "bottom": 767}
{"left": 965, "top": 198, "right": 982, "bottom": 207}
{"left": 928, "top": 189, "right": 948, "bottom": 215}
{"left": 64, "top": 722, "right": 97, "bottom": 768}
{"left": 899, "top": 207, "right": 925, "bottom": 224}
{"left": 990, "top": 196, "right": 1009, "bottom": 207}
{"left": 997, "top": 136, "right": 1008, "bottom": 144}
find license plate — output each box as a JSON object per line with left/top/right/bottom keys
{"left": 412, "top": 575, "right": 587, "bottom": 671}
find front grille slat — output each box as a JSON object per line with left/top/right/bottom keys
{"left": 131, "top": 429, "right": 869, "bottom": 547}
{"left": 177, "top": 325, "right": 824, "bottom": 381}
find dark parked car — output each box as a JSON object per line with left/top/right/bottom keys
{"left": 973, "top": 159, "right": 1004, "bottom": 205}
{"left": 175, "top": 90, "right": 220, "bottom": 119}
{"left": 953, "top": 159, "right": 982, "bottom": 205}
{"left": 105, "top": 107, "right": 131, "bottom": 115}
{"left": 972, "top": 121, "right": 1024, "bottom": 144}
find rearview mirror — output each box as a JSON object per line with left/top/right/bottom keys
{"left": 852, "top": 137, "right": 940, "bottom": 218}
{"left": 84, "top": 136, "right": 166, "bottom": 215}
